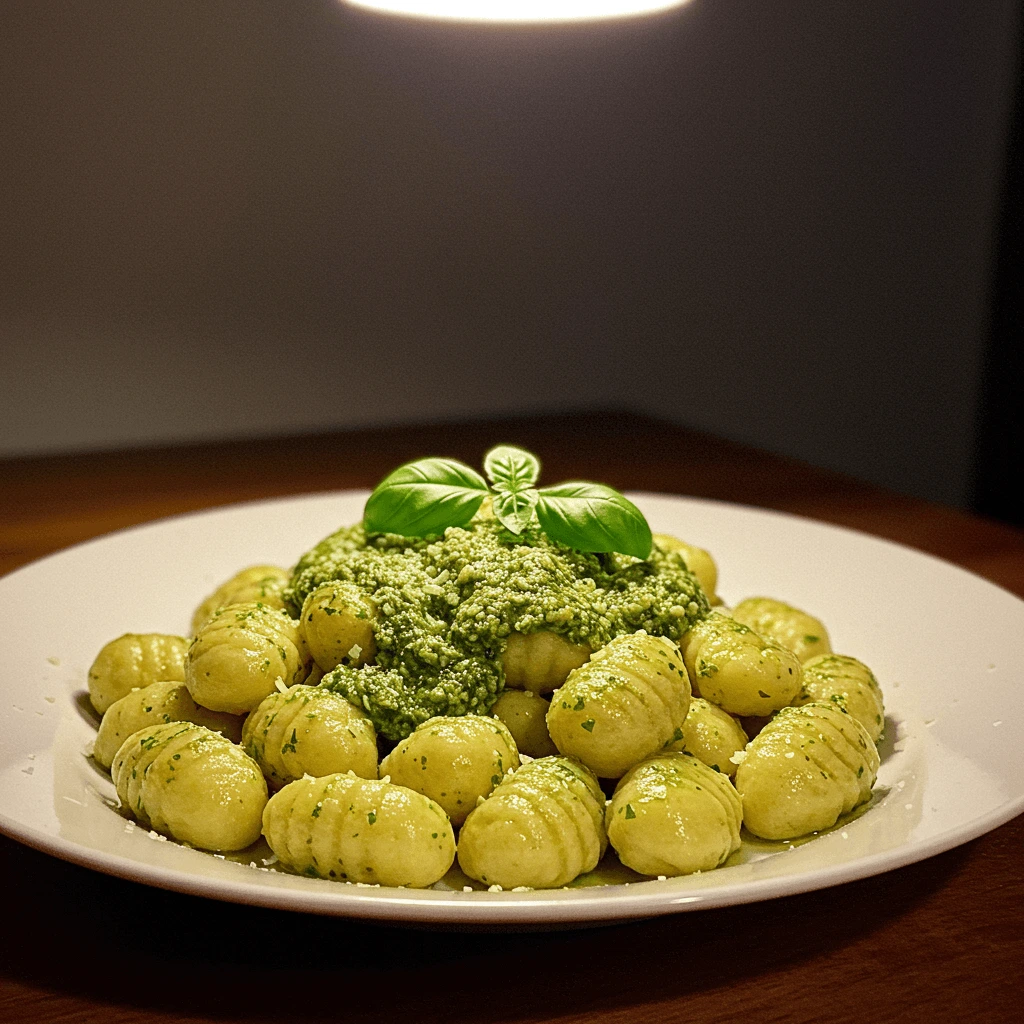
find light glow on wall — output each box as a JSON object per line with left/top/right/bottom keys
{"left": 341, "top": 0, "right": 691, "bottom": 23}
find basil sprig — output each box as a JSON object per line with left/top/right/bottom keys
{"left": 363, "top": 445, "right": 652, "bottom": 559}
{"left": 363, "top": 458, "right": 489, "bottom": 536}
{"left": 484, "top": 444, "right": 540, "bottom": 535}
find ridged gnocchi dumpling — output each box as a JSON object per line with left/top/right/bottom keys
{"left": 88, "top": 633, "right": 190, "bottom": 714}
{"left": 111, "top": 722, "right": 268, "bottom": 850}
{"left": 379, "top": 714, "right": 519, "bottom": 826}
{"left": 731, "top": 596, "right": 831, "bottom": 662}
{"left": 547, "top": 632, "right": 691, "bottom": 778}
{"left": 262, "top": 773, "right": 455, "bottom": 887}
{"left": 735, "top": 701, "right": 879, "bottom": 839}
{"left": 653, "top": 534, "right": 721, "bottom": 605}
{"left": 667, "top": 697, "right": 748, "bottom": 777}
{"left": 607, "top": 753, "right": 743, "bottom": 875}
{"left": 457, "top": 756, "right": 607, "bottom": 889}
{"left": 242, "top": 685, "right": 378, "bottom": 787}
{"left": 185, "top": 601, "right": 310, "bottom": 715}
{"left": 490, "top": 689, "right": 559, "bottom": 758}
{"left": 94, "top": 680, "right": 243, "bottom": 769}
{"left": 300, "top": 581, "right": 377, "bottom": 673}
{"left": 502, "top": 630, "right": 592, "bottom": 694}
{"left": 795, "top": 653, "right": 885, "bottom": 742}
{"left": 682, "top": 612, "right": 802, "bottom": 716}
{"left": 191, "top": 565, "right": 291, "bottom": 635}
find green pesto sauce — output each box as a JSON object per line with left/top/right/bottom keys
{"left": 286, "top": 517, "right": 709, "bottom": 741}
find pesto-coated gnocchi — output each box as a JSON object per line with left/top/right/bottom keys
{"left": 94, "top": 680, "right": 243, "bottom": 769}
{"left": 502, "top": 630, "right": 591, "bottom": 694}
{"left": 300, "top": 581, "right": 377, "bottom": 672}
{"left": 185, "top": 601, "right": 310, "bottom": 715}
{"left": 490, "top": 689, "right": 559, "bottom": 758}
{"left": 731, "top": 596, "right": 831, "bottom": 662}
{"left": 111, "top": 721, "right": 268, "bottom": 851}
{"left": 378, "top": 714, "right": 519, "bottom": 825}
{"left": 667, "top": 697, "right": 748, "bottom": 776}
{"left": 88, "top": 633, "right": 190, "bottom": 714}
{"left": 735, "top": 701, "right": 880, "bottom": 840}
{"left": 607, "top": 753, "right": 743, "bottom": 875}
{"left": 682, "top": 612, "right": 803, "bottom": 716}
{"left": 84, "top": 477, "right": 893, "bottom": 892}
{"left": 242, "top": 684, "right": 378, "bottom": 787}
{"left": 547, "top": 632, "right": 691, "bottom": 778}
{"left": 457, "top": 756, "right": 607, "bottom": 889}
{"left": 795, "top": 653, "right": 886, "bottom": 743}
{"left": 191, "top": 565, "right": 291, "bottom": 635}
{"left": 653, "top": 534, "right": 721, "bottom": 605}
{"left": 262, "top": 773, "right": 455, "bottom": 887}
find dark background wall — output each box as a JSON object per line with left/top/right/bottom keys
{"left": 1, "top": 1, "right": 1019, "bottom": 508}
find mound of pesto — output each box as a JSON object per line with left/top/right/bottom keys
{"left": 286, "top": 518, "right": 709, "bottom": 740}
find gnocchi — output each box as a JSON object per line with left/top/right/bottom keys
{"left": 88, "top": 633, "right": 189, "bottom": 714}
{"left": 501, "top": 630, "right": 591, "bottom": 694}
{"left": 94, "top": 680, "right": 242, "bottom": 769}
{"left": 185, "top": 601, "right": 310, "bottom": 714}
{"left": 457, "top": 756, "right": 607, "bottom": 889}
{"left": 490, "top": 689, "right": 559, "bottom": 758}
{"left": 262, "top": 773, "right": 455, "bottom": 887}
{"left": 300, "top": 581, "right": 377, "bottom": 672}
{"left": 111, "top": 722, "right": 268, "bottom": 851}
{"left": 794, "top": 653, "right": 885, "bottom": 743}
{"left": 191, "top": 565, "right": 291, "bottom": 635}
{"left": 547, "top": 632, "right": 691, "bottom": 778}
{"left": 735, "top": 701, "right": 880, "bottom": 840}
{"left": 607, "top": 753, "right": 743, "bottom": 875}
{"left": 731, "top": 596, "right": 831, "bottom": 663}
{"left": 682, "top": 612, "right": 803, "bottom": 716}
{"left": 653, "top": 533, "right": 721, "bottom": 605}
{"left": 242, "top": 684, "right": 378, "bottom": 786}
{"left": 667, "top": 697, "right": 748, "bottom": 777}
{"left": 378, "top": 714, "right": 519, "bottom": 826}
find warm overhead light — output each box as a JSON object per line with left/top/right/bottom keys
{"left": 341, "top": 0, "right": 692, "bottom": 22}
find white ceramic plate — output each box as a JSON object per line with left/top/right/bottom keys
{"left": 1, "top": 491, "right": 1022, "bottom": 926}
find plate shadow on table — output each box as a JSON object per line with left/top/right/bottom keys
{"left": 0, "top": 831, "right": 969, "bottom": 1023}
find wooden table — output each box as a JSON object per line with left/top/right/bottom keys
{"left": 2, "top": 412, "right": 1022, "bottom": 1024}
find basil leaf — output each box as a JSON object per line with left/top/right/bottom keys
{"left": 492, "top": 486, "right": 539, "bottom": 535}
{"left": 535, "top": 482, "right": 652, "bottom": 559}
{"left": 364, "top": 458, "right": 489, "bottom": 537}
{"left": 483, "top": 445, "right": 540, "bottom": 493}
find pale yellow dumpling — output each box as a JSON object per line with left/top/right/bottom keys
{"left": 607, "top": 753, "right": 742, "bottom": 876}
{"left": 185, "top": 601, "right": 310, "bottom": 715}
{"left": 667, "top": 697, "right": 748, "bottom": 777}
{"left": 88, "top": 633, "right": 189, "bottom": 714}
{"left": 795, "top": 653, "right": 885, "bottom": 743}
{"left": 378, "top": 714, "right": 519, "bottom": 826}
{"left": 300, "top": 581, "right": 377, "bottom": 673}
{"left": 682, "top": 612, "right": 802, "bottom": 717}
{"left": 653, "top": 534, "right": 721, "bottom": 605}
{"left": 94, "top": 680, "right": 243, "bottom": 769}
{"left": 191, "top": 565, "right": 291, "bottom": 635}
{"left": 262, "top": 773, "right": 455, "bottom": 887}
{"left": 457, "top": 756, "right": 606, "bottom": 889}
{"left": 502, "top": 630, "right": 592, "bottom": 694}
{"left": 111, "top": 721, "right": 267, "bottom": 851}
{"left": 547, "top": 632, "right": 690, "bottom": 778}
{"left": 735, "top": 701, "right": 879, "bottom": 840}
{"left": 490, "top": 689, "right": 559, "bottom": 758}
{"left": 731, "top": 596, "right": 831, "bottom": 662}
{"left": 242, "top": 685, "right": 378, "bottom": 787}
